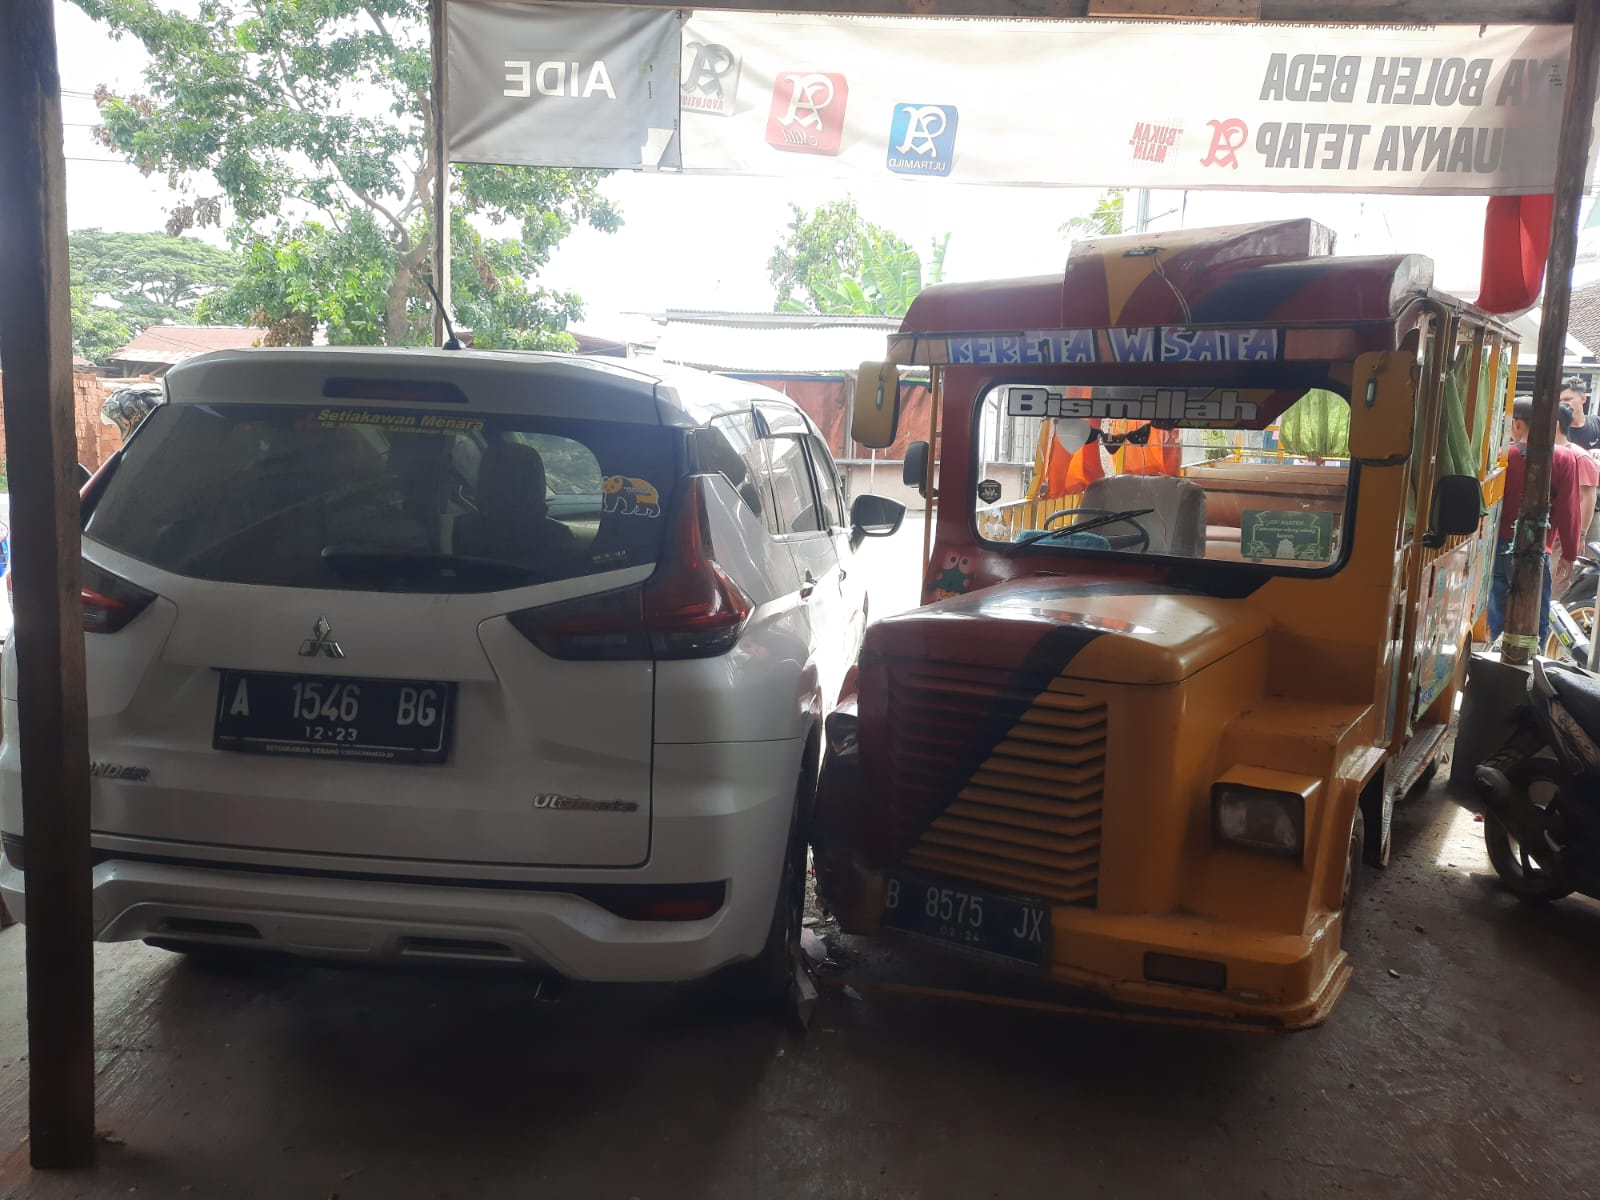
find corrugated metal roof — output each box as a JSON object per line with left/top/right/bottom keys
{"left": 109, "top": 325, "right": 267, "bottom": 366}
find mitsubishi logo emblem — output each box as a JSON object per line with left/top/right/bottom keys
{"left": 298, "top": 616, "right": 345, "bottom": 659}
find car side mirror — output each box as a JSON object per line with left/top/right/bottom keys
{"left": 850, "top": 493, "right": 906, "bottom": 548}
{"left": 851, "top": 361, "right": 900, "bottom": 449}
{"left": 903, "top": 440, "right": 930, "bottom": 497}
{"left": 1423, "top": 474, "right": 1482, "bottom": 548}
{"left": 1348, "top": 349, "right": 1416, "bottom": 465}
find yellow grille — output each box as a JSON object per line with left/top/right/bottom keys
{"left": 900, "top": 679, "right": 1106, "bottom": 905}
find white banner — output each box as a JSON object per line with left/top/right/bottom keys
{"left": 675, "top": 14, "right": 1587, "bottom": 194}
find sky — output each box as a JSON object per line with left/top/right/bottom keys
{"left": 50, "top": 0, "right": 1596, "bottom": 335}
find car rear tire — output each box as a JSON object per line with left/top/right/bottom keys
{"left": 719, "top": 820, "right": 804, "bottom": 1017}
{"left": 717, "top": 754, "right": 814, "bottom": 1018}
{"left": 1341, "top": 807, "right": 1364, "bottom": 933}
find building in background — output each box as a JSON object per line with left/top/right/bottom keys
{"left": 106, "top": 324, "right": 266, "bottom": 378}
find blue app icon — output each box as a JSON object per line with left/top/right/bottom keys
{"left": 886, "top": 103, "right": 958, "bottom": 177}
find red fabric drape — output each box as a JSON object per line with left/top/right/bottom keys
{"left": 1477, "top": 194, "right": 1554, "bottom": 315}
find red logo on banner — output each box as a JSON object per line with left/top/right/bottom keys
{"left": 766, "top": 72, "right": 848, "bottom": 155}
{"left": 1201, "top": 118, "right": 1249, "bottom": 169}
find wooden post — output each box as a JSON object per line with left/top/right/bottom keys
{"left": 430, "top": 0, "right": 452, "bottom": 347}
{"left": 1503, "top": 1, "right": 1600, "bottom": 665}
{"left": 0, "top": 0, "right": 97, "bottom": 1169}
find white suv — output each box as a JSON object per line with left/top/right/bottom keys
{"left": 0, "top": 348, "right": 904, "bottom": 1002}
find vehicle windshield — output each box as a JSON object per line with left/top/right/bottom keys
{"left": 86, "top": 403, "right": 677, "bottom": 593}
{"left": 973, "top": 381, "right": 1351, "bottom": 572}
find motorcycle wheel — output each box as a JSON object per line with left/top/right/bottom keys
{"left": 1545, "top": 604, "right": 1596, "bottom": 661}
{"left": 1483, "top": 757, "right": 1576, "bottom": 903}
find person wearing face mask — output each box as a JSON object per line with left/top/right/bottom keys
{"left": 1562, "top": 376, "right": 1600, "bottom": 452}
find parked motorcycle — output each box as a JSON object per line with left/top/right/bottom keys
{"left": 1474, "top": 658, "right": 1600, "bottom": 903}
{"left": 1543, "top": 541, "right": 1600, "bottom": 662}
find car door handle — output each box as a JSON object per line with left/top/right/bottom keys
{"left": 800, "top": 570, "right": 817, "bottom": 599}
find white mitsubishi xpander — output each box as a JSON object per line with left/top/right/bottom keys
{"left": 0, "top": 347, "right": 904, "bottom": 1004}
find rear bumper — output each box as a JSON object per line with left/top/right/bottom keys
{"left": 822, "top": 862, "right": 1350, "bottom": 1031}
{"left": 0, "top": 738, "right": 803, "bottom": 983}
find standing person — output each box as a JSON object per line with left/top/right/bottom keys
{"left": 1488, "top": 397, "right": 1584, "bottom": 648}
{"left": 1562, "top": 377, "right": 1600, "bottom": 451}
{"left": 1555, "top": 404, "right": 1599, "bottom": 588}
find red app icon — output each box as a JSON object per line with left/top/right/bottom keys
{"left": 765, "top": 72, "right": 848, "bottom": 155}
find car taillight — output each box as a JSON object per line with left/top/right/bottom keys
{"left": 508, "top": 586, "right": 651, "bottom": 662}
{"left": 510, "top": 477, "right": 751, "bottom": 661}
{"left": 591, "top": 882, "right": 726, "bottom": 922}
{"left": 82, "top": 560, "right": 156, "bottom": 634}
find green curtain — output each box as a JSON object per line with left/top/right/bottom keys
{"left": 1407, "top": 343, "right": 1483, "bottom": 527}
{"left": 1277, "top": 390, "right": 1350, "bottom": 459}
{"left": 1439, "top": 349, "right": 1476, "bottom": 478}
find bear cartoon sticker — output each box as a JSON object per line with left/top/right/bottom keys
{"left": 602, "top": 475, "right": 661, "bottom": 518}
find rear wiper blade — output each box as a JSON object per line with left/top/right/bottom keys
{"left": 1015, "top": 507, "right": 1155, "bottom": 548}
{"left": 320, "top": 547, "right": 534, "bottom": 580}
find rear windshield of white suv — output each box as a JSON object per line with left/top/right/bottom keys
{"left": 85, "top": 403, "right": 679, "bottom": 593}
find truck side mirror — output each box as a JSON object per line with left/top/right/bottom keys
{"left": 850, "top": 493, "right": 906, "bottom": 548}
{"left": 851, "top": 361, "right": 900, "bottom": 449}
{"left": 903, "top": 440, "right": 930, "bottom": 496}
{"left": 1348, "top": 349, "right": 1416, "bottom": 464}
{"left": 1423, "top": 474, "right": 1483, "bottom": 548}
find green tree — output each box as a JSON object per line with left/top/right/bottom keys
{"left": 1061, "top": 190, "right": 1125, "bottom": 242}
{"left": 786, "top": 231, "right": 950, "bottom": 318}
{"left": 79, "top": 0, "right": 619, "bottom": 348}
{"left": 69, "top": 283, "right": 134, "bottom": 366}
{"left": 68, "top": 228, "right": 238, "bottom": 363}
{"left": 768, "top": 198, "right": 915, "bottom": 312}
{"left": 70, "top": 228, "right": 240, "bottom": 324}
{"left": 771, "top": 201, "right": 948, "bottom": 318}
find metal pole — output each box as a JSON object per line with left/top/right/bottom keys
{"left": 1503, "top": 2, "right": 1600, "bottom": 665}
{"left": 1134, "top": 188, "right": 1151, "bottom": 234}
{"left": 0, "top": 0, "right": 97, "bottom": 1167}
{"left": 429, "top": 0, "right": 452, "bottom": 346}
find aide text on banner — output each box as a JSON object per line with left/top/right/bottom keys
{"left": 447, "top": 1, "right": 681, "bottom": 170}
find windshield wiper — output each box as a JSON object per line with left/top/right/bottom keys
{"left": 1014, "top": 507, "right": 1155, "bottom": 549}
{"left": 320, "top": 547, "right": 537, "bottom": 582}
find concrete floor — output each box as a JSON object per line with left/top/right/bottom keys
{"left": 0, "top": 777, "right": 1597, "bottom": 1199}
{"left": 1, "top": 533, "right": 1597, "bottom": 1198}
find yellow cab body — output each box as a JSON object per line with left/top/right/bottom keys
{"left": 813, "top": 219, "right": 1517, "bottom": 1030}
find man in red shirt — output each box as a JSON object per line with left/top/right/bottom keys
{"left": 1553, "top": 404, "right": 1599, "bottom": 589}
{"left": 1489, "top": 396, "right": 1584, "bottom": 646}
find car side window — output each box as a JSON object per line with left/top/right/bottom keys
{"left": 804, "top": 435, "right": 846, "bottom": 529}
{"left": 705, "top": 413, "right": 777, "bottom": 533}
{"left": 768, "top": 435, "right": 824, "bottom": 535}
